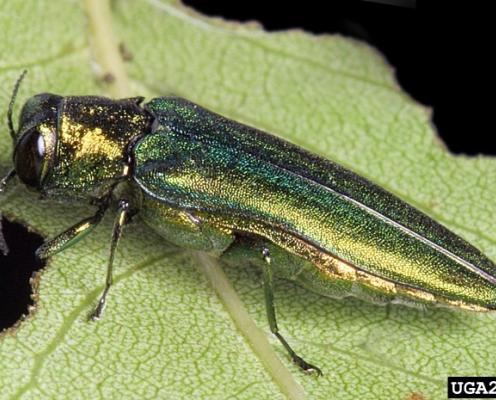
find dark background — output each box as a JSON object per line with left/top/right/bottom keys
{"left": 184, "top": 0, "right": 495, "bottom": 155}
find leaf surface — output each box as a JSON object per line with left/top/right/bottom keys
{"left": 1, "top": 1, "right": 495, "bottom": 399}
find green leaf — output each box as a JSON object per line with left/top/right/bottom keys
{"left": 1, "top": 1, "right": 495, "bottom": 399}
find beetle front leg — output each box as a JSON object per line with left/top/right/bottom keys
{"left": 0, "top": 169, "right": 17, "bottom": 255}
{"left": 36, "top": 199, "right": 109, "bottom": 259}
{"left": 261, "top": 247, "right": 323, "bottom": 376}
{"left": 89, "top": 199, "right": 130, "bottom": 321}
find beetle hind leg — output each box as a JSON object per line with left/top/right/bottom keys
{"left": 261, "top": 246, "right": 323, "bottom": 376}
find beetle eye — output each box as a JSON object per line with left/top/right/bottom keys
{"left": 14, "top": 127, "right": 46, "bottom": 188}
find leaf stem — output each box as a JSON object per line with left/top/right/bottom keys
{"left": 193, "top": 252, "right": 307, "bottom": 400}
{"left": 84, "top": 0, "right": 131, "bottom": 98}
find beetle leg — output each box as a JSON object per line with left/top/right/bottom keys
{"left": 261, "top": 246, "right": 323, "bottom": 376}
{"left": 36, "top": 199, "right": 110, "bottom": 259}
{"left": 0, "top": 169, "right": 16, "bottom": 194}
{"left": 89, "top": 199, "right": 130, "bottom": 321}
{"left": 0, "top": 218, "right": 8, "bottom": 256}
{"left": 0, "top": 169, "right": 17, "bottom": 255}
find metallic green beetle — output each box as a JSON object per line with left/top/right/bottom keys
{"left": 1, "top": 73, "right": 496, "bottom": 375}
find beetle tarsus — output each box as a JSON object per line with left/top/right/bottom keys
{"left": 292, "top": 354, "right": 323, "bottom": 376}
{"left": 89, "top": 294, "right": 107, "bottom": 321}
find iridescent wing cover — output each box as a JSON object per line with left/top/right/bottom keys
{"left": 133, "top": 97, "right": 496, "bottom": 309}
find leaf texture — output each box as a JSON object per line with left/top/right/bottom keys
{"left": 0, "top": 1, "right": 495, "bottom": 399}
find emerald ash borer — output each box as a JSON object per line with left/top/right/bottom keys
{"left": 1, "top": 72, "right": 496, "bottom": 376}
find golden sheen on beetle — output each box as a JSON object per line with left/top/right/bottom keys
{"left": 1, "top": 72, "right": 495, "bottom": 375}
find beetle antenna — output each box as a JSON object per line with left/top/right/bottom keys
{"left": 7, "top": 70, "right": 28, "bottom": 141}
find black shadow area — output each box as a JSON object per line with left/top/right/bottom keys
{"left": 183, "top": 1, "right": 495, "bottom": 156}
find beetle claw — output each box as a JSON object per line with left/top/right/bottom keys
{"left": 292, "top": 354, "right": 323, "bottom": 376}
{"left": 89, "top": 298, "right": 106, "bottom": 321}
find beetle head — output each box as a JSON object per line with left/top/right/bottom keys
{"left": 5, "top": 72, "right": 150, "bottom": 201}
{"left": 13, "top": 93, "right": 61, "bottom": 190}
{"left": 6, "top": 71, "right": 61, "bottom": 192}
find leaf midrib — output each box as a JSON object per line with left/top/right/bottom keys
{"left": 82, "top": 1, "right": 307, "bottom": 399}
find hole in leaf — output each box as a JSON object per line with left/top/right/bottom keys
{"left": 0, "top": 217, "right": 45, "bottom": 331}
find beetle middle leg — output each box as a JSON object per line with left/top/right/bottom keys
{"left": 89, "top": 199, "right": 131, "bottom": 321}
